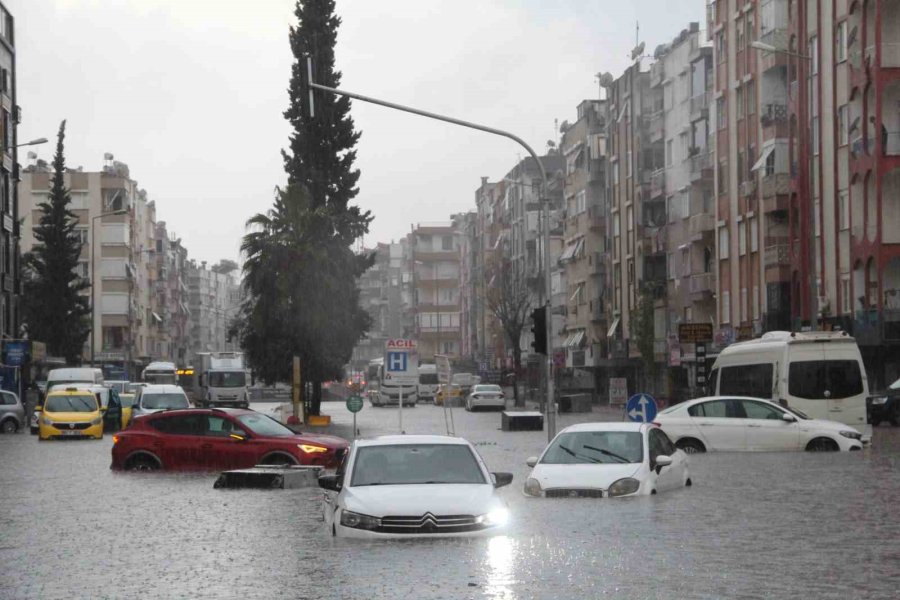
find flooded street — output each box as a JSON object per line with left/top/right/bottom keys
{"left": 2, "top": 401, "right": 900, "bottom": 599}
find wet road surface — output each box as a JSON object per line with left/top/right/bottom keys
{"left": 2, "top": 400, "right": 899, "bottom": 599}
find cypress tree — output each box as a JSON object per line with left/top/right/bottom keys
{"left": 22, "top": 121, "right": 91, "bottom": 364}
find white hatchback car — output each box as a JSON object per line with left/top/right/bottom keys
{"left": 131, "top": 384, "right": 191, "bottom": 419}
{"left": 523, "top": 422, "right": 690, "bottom": 498}
{"left": 319, "top": 435, "right": 513, "bottom": 538}
{"left": 465, "top": 384, "right": 506, "bottom": 412}
{"left": 655, "top": 396, "right": 864, "bottom": 453}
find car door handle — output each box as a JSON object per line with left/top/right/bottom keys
{"left": 152, "top": 441, "right": 163, "bottom": 447}
{"left": 201, "top": 443, "right": 213, "bottom": 450}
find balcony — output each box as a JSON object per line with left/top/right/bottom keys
{"left": 689, "top": 272, "right": 714, "bottom": 297}
{"left": 761, "top": 172, "right": 791, "bottom": 198}
{"left": 764, "top": 239, "right": 791, "bottom": 269}
{"left": 690, "top": 92, "right": 710, "bottom": 119}
{"left": 690, "top": 152, "right": 712, "bottom": 181}
{"left": 648, "top": 112, "right": 664, "bottom": 141}
{"left": 688, "top": 213, "right": 715, "bottom": 240}
{"left": 591, "top": 303, "right": 606, "bottom": 323}
{"left": 413, "top": 250, "right": 458, "bottom": 262}
{"left": 762, "top": 192, "right": 789, "bottom": 214}
{"left": 760, "top": 103, "right": 787, "bottom": 127}
{"left": 650, "top": 169, "right": 666, "bottom": 199}
{"left": 641, "top": 227, "right": 667, "bottom": 255}
{"left": 588, "top": 205, "right": 606, "bottom": 230}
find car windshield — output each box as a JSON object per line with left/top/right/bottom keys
{"left": 351, "top": 444, "right": 486, "bottom": 486}
{"left": 119, "top": 394, "right": 136, "bottom": 408}
{"left": 209, "top": 372, "right": 246, "bottom": 387}
{"left": 473, "top": 385, "right": 501, "bottom": 393}
{"left": 44, "top": 394, "right": 98, "bottom": 413}
{"left": 237, "top": 413, "right": 296, "bottom": 437}
{"left": 141, "top": 393, "right": 189, "bottom": 410}
{"left": 541, "top": 431, "right": 643, "bottom": 465}
{"left": 419, "top": 373, "right": 438, "bottom": 384}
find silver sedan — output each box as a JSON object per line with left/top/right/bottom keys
{"left": 465, "top": 384, "right": 506, "bottom": 412}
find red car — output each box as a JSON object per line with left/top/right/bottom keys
{"left": 111, "top": 408, "right": 348, "bottom": 472}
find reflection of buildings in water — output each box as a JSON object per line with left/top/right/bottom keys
{"left": 485, "top": 535, "right": 515, "bottom": 598}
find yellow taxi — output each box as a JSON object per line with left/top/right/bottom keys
{"left": 38, "top": 388, "right": 104, "bottom": 440}
{"left": 119, "top": 393, "right": 136, "bottom": 428}
{"left": 434, "top": 384, "right": 462, "bottom": 406}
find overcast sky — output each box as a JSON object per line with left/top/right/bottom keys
{"left": 11, "top": 0, "right": 703, "bottom": 264}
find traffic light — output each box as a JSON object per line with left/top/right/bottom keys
{"left": 530, "top": 306, "right": 547, "bottom": 355}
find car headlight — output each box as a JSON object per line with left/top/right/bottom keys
{"left": 870, "top": 396, "right": 888, "bottom": 405}
{"left": 298, "top": 444, "right": 328, "bottom": 454}
{"left": 477, "top": 507, "right": 509, "bottom": 527}
{"left": 524, "top": 477, "right": 543, "bottom": 497}
{"left": 91, "top": 417, "right": 103, "bottom": 426}
{"left": 340, "top": 510, "right": 381, "bottom": 530}
{"left": 41, "top": 416, "right": 53, "bottom": 426}
{"left": 608, "top": 478, "right": 641, "bottom": 497}
{"left": 839, "top": 430, "right": 862, "bottom": 440}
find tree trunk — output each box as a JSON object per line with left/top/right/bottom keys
{"left": 310, "top": 380, "right": 322, "bottom": 416}
{"left": 513, "top": 347, "right": 524, "bottom": 407}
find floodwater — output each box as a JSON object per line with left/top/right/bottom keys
{"left": 2, "top": 401, "right": 899, "bottom": 599}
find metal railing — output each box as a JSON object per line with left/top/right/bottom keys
{"left": 690, "top": 92, "right": 710, "bottom": 115}
{"left": 764, "top": 242, "right": 790, "bottom": 268}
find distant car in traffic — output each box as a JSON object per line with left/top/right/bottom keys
{"left": 867, "top": 377, "right": 900, "bottom": 427}
{"left": 655, "top": 396, "right": 864, "bottom": 452}
{"left": 465, "top": 384, "right": 506, "bottom": 412}
{"left": 523, "top": 422, "right": 690, "bottom": 498}
{"left": 38, "top": 388, "right": 104, "bottom": 440}
{"left": 131, "top": 384, "right": 191, "bottom": 419}
{"left": 434, "top": 384, "right": 462, "bottom": 406}
{"left": 0, "top": 390, "right": 24, "bottom": 433}
{"left": 111, "top": 408, "right": 348, "bottom": 471}
{"left": 319, "top": 435, "right": 513, "bottom": 538}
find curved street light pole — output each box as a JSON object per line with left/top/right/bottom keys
{"left": 305, "top": 58, "right": 557, "bottom": 438}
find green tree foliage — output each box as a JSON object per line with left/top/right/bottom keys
{"left": 21, "top": 121, "right": 91, "bottom": 363}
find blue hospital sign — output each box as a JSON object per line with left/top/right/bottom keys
{"left": 386, "top": 351, "right": 408, "bottom": 373}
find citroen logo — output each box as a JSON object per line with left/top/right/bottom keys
{"left": 421, "top": 513, "right": 438, "bottom": 531}
{"left": 69, "top": 423, "right": 75, "bottom": 430}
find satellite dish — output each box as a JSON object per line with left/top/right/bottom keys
{"left": 631, "top": 42, "right": 646, "bottom": 60}
{"left": 599, "top": 72, "right": 614, "bottom": 87}
{"left": 547, "top": 140, "right": 556, "bottom": 148}
{"left": 103, "top": 152, "right": 114, "bottom": 160}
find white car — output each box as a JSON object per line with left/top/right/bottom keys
{"left": 318, "top": 435, "right": 513, "bottom": 538}
{"left": 465, "top": 384, "right": 506, "bottom": 412}
{"left": 655, "top": 396, "right": 864, "bottom": 453}
{"left": 523, "top": 422, "right": 690, "bottom": 498}
{"left": 131, "top": 384, "right": 191, "bottom": 419}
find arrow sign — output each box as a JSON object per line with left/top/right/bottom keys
{"left": 625, "top": 393, "right": 657, "bottom": 423}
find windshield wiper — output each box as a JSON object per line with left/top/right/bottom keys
{"left": 583, "top": 445, "right": 631, "bottom": 464}
{"left": 558, "top": 444, "right": 601, "bottom": 464}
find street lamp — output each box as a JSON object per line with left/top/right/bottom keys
{"left": 749, "top": 39, "right": 816, "bottom": 328}
{"left": 90, "top": 209, "right": 128, "bottom": 367}
{"left": 14, "top": 137, "right": 48, "bottom": 148}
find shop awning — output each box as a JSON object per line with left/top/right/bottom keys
{"left": 607, "top": 316, "right": 620, "bottom": 339}
{"left": 152, "top": 312, "right": 163, "bottom": 323}
{"left": 750, "top": 145, "right": 775, "bottom": 172}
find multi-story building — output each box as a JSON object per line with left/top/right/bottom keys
{"left": 0, "top": 2, "right": 17, "bottom": 339}
{"left": 408, "top": 221, "right": 461, "bottom": 360}
{"left": 151, "top": 221, "right": 191, "bottom": 364}
{"left": 19, "top": 158, "right": 158, "bottom": 378}
{"left": 351, "top": 242, "right": 406, "bottom": 372}
{"left": 186, "top": 259, "right": 240, "bottom": 360}
{"left": 473, "top": 177, "right": 506, "bottom": 368}
{"left": 558, "top": 100, "right": 610, "bottom": 388}
{"left": 458, "top": 212, "right": 479, "bottom": 360}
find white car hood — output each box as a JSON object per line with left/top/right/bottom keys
{"left": 343, "top": 484, "right": 498, "bottom": 517}
{"left": 801, "top": 418, "right": 858, "bottom": 433}
{"left": 529, "top": 463, "right": 642, "bottom": 490}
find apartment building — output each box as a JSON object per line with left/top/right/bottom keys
{"left": 20, "top": 159, "right": 157, "bottom": 378}
{"left": 409, "top": 222, "right": 461, "bottom": 360}
{"left": 458, "top": 212, "right": 479, "bottom": 360}
{"left": 186, "top": 259, "right": 240, "bottom": 360}
{"left": 473, "top": 177, "right": 507, "bottom": 368}
{"left": 558, "top": 100, "right": 610, "bottom": 382}
{"left": 0, "top": 2, "right": 17, "bottom": 339}
{"left": 151, "top": 221, "right": 191, "bottom": 364}
{"left": 351, "top": 242, "right": 406, "bottom": 372}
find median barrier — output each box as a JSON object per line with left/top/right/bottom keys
{"left": 501, "top": 411, "right": 544, "bottom": 431}
{"left": 214, "top": 465, "right": 323, "bottom": 489}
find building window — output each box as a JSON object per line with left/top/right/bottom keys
{"left": 575, "top": 191, "right": 586, "bottom": 214}
{"left": 722, "top": 290, "right": 731, "bottom": 324}
{"left": 441, "top": 235, "right": 453, "bottom": 251}
{"left": 736, "top": 87, "right": 744, "bottom": 118}
{"left": 741, "top": 287, "right": 748, "bottom": 323}
{"left": 836, "top": 21, "right": 847, "bottom": 63}
{"left": 746, "top": 80, "right": 756, "bottom": 115}
{"left": 838, "top": 104, "right": 849, "bottom": 146}
{"left": 717, "top": 160, "right": 728, "bottom": 196}
{"left": 750, "top": 217, "right": 759, "bottom": 253}
{"left": 717, "top": 97, "right": 726, "bottom": 130}
{"left": 665, "top": 139, "right": 673, "bottom": 167}
{"left": 841, "top": 275, "right": 851, "bottom": 314}
{"left": 765, "top": 147, "right": 777, "bottom": 176}
{"left": 809, "top": 35, "right": 818, "bottom": 75}
{"left": 739, "top": 221, "right": 747, "bottom": 256}
{"left": 74, "top": 228, "right": 89, "bottom": 246}
{"left": 719, "top": 226, "right": 730, "bottom": 259}
{"left": 811, "top": 116, "right": 819, "bottom": 155}
{"left": 753, "top": 285, "right": 760, "bottom": 320}
{"left": 839, "top": 190, "right": 849, "bottom": 231}
{"left": 716, "top": 32, "right": 726, "bottom": 63}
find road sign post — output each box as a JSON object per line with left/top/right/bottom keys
{"left": 435, "top": 354, "right": 454, "bottom": 435}
{"left": 625, "top": 393, "right": 658, "bottom": 423}
{"left": 346, "top": 394, "right": 363, "bottom": 439}
{"left": 386, "top": 339, "right": 418, "bottom": 434}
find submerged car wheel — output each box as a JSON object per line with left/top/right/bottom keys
{"left": 126, "top": 455, "right": 160, "bottom": 471}
{"left": 676, "top": 438, "right": 706, "bottom": 454}
{"left": 1, "top": 419, "right": 18, "bottom": 433}
{"left": 260, "top": 453, "right": 297, "bottom": 467}
{"left": 806, "top": 437, "right": 839, "bottom": 452}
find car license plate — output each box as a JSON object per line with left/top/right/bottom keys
{"left": 60, "top": 430, "right": 80, "bottom": 436}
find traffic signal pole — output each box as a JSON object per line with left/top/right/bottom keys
{"left": 304, "top": 55, "right": 556, "bottom": 439}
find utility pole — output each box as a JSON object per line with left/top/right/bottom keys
{"left": 303, "top": 56, "right": 556, "bottom": 438}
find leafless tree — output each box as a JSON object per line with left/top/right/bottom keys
{"left": 487, "top": 263, "right": 532, "bottom": 407}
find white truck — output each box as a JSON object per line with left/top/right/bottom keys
{"left": 195, "top": 352, "right": 250, "bottom": 408}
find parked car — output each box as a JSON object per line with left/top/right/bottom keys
{"left": 32, "top": 367, "right": 105, "bottom": 434}
{"left": 867, "top": 377, "right": 900, "bottom": 427}
{"left": 465, "top": 384, "right": 506, "bottom": 412}
{"left": 434, "top": 384, "right": 462, "bottom": 406}
{"left": 0, "top": 390, "right": 24, "bottom": 433}
{"left": 111, "top": 408, "right": 348, "bottom": 471}
{"left": 38, "top": 388, "right": 104, "bottom": 440}
{"left": 318, "top": 434, "right": 513, "bottom": 538}
{"left": 523, "top": 422, "right": 690, "bottom": 498}
{"left": 655, "top": 396, "right": 864, "bottom": 453}
{"left": 105, "top": 380, "right": 130, "bottom": 394}
{"left": 131, "top": 384, "right": 191, "bottom": 419}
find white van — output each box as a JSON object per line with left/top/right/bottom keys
{"left": 45, "top": 367, "right": 104, "bottom": 393}
{"left": 709, "top": 331, "right": 869, "bottom": 433}
{"left": 417, "top": 364, "right": 439, "bottom": 402}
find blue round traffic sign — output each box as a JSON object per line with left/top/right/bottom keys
{"left": 625, "top": 393, "right": 658, "bottom": 423}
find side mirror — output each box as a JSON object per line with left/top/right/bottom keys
{"left": 318, "top": 474, "right": 342, "bottom": 492}
{"left": 229, "top": 433, "right": 248, "bottom": 442}
{"left": 654, "top": 454, "right": 673, "bottom": 474}
{"left": 492, "top": 472, "right": 514, "bottom": 488}
{"left": 526, "top": 456, "right": 539, "bottom": 468}
{"left": 781, "top": 413, "right": 797, "bottom": 423}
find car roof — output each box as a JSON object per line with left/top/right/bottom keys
{"left": 356, "top": 434, "right": 471, "bottom": 447}
{"left": 47, "top": 388, "right": 99, "bottom": 396}
{"left": 140, "top": 384, "right": 187, "bottom": 393}
{"left": 559, "top": 422, "right": 650, "bottom": 433}
{"left": 139, "top": 407, "right": 254, "bottom": 418}
{"left": 677, "top": 395, "right": 782, "bottom": 406}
